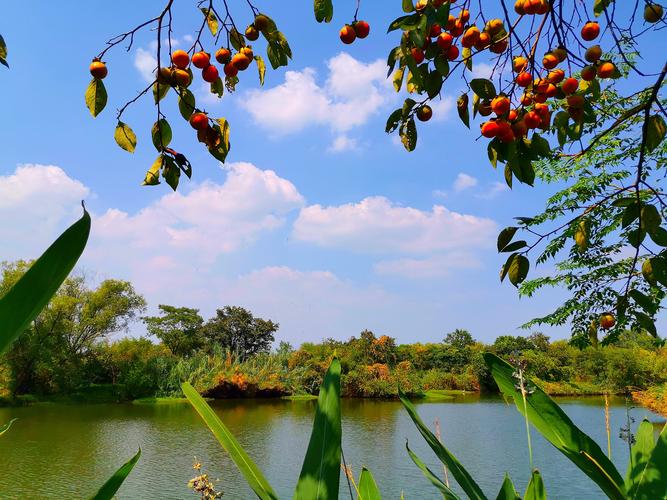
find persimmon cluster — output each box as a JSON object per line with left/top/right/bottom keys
{"left": 339, "top": 20, "right": 370, "bottom": 44}
{"left": 478, "top": 20, "right": 616, "bottom": 144}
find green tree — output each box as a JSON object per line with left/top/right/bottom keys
{"left": 200, "top": 306, "right": 278, "bottom": 360}
{"left": 0, "top": 261, "right": 146, "bottom": 394}
{"left": 492, "top": 335, "right": 534, "bottom": 357}
{"left": 143, "top": 305, "right": 204, "bottom": 357}
{"left": 444, "top": 329, "right": 475, "bottom": 349}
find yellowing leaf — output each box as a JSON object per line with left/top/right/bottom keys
{"left": 143, "top": 156, "right": 163, "bottom": 186}
{"left": 114, "top": 122, "right": 137, "bottom": 153}
{"left": 254, "top": 55, "right": 266, "bottom": 86}
{"left": 85, "top": 78, "right": 107, "bottom": 117}
{"left": 200, "top": 8, "right": 219, "bottom": 36}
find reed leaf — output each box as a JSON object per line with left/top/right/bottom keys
{"left": 358, "top": 466, "right": 382, "bottom": 500}
{"left": 89, "top": 448, "right": 141, "bottom": 500}
{"left": 523, "top": 470, "right": 546, "bottom": 500}
{"left": 406, "top": 441, "right": 460, "bottom": 499}
{"left": 483, "top": 353, "right": 625, "bottom": 500}
{"left": 399, "top": 390, "right": 487, "bottom": 499}
{"left": 0, "top": 205, "right": 90, "bottom": 355}
{"left": 182, "top": 382, "right": 278, "bottom": 499}
{"left": 294, "top": 357, "right": 342, "bottom": 499}
{"left": 0, "top": 418, "right": 17, "bottom": 437}
{"left": 625, "top": 419, "right": 655, "bottom": 497}
{"left": 495, "top": 474, "right": 519, "bottom": 500}
{"left": 633, "top": 422, "right": 667, "bottom": 499}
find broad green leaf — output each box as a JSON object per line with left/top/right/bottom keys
{"left": 151, "top": 119, "right": 172, "bottom": 151}
{"left": 470, "top": 79, "right": 497, "bottom": 99}
{"left": 294, "top": 358, "right": 342, "bottom": 500}
{"left": 632, "top": 422, "right": 667, "bottom": 499}
{"left": 0, "top": 207, "right": 90, "bottom": 355}
{"left": 400, "top": 118, "right": 417, "bottom": 152}
{"left": 358, "top": 467, "right": 382, "bottom": 500}
{"left": 402, "top": 0, "right": 415, "bottom": 13}
{"left": 254, "top": 56, "right": 266, "bottom": 86}
{"left": 641, "top": 205, "right": 661, "bottom": 233}
{"left": 635, "top": 311, "right": 657, "bottom": 337}
{"left": 498, "top": 227, "right": 518, "bottom": 252}
{"left": 457, "top": 94, "right": 470, "bottom": 129}
{"left": 0, "top": 418, "right": 17, "bottom": 437}
{"left": 386, "top": 109, "right": 402, "bottom": 133}
{"left": 178, "top": 89, "right": 195, "bottom": 120}
{"left": 593, "top": 1, "right": 613, "bottom": 17}
{"left": 85, "top": 78, "right": 107, "bottom": 117}
{"left": 483, "top": 354, "right": 625, "bottom": 499}
{"left": 230, "top": 28, "right": 244, "bottom": 51}
{"left": 629, "top": 289, "right": 658, "bottom": 315}
{"left": 182, "top": 382, "right": 278, "bottom": 500}
{"left": 399, "top": 391, "right": 487, "bottom": 499}
{"left": 625, "top": 419, "right": 655, "bottom": 497}
{"left": 314, "top": 0, "right": 334, "bottom": 22}
{"left": 114, "top": 122, "right": 137, "bottom": 153}
{"left": 524, "top": 470, "right": 546, "bottom": 500}
{"left": 646, "top": 115, "right": 666, "bottom": 153}
{"left": 200, "top": 8, "right": 219, "bottom": 36}
{"left": 143, "top": 155, "right": 162, "bottom": 186}
{"left": 495, "top": 474, "right": 519, "bottom": 500}
{"left": 89, "top": 449, "right": 141, "bottom": 500}
{"left": 210, "top": 77, "right": 224, "bottom": 98}
{"left": 648, "top": 226, "right": 667, "bottom": 246}
{"left": 508, "top": 254, "right": 529, "bottom": 287}
{"left": 406, "top": 441, "right": 460, "bottom": 500}
{"left": 153, "top": 81, "right": 169, "bottom": 103}
{"left": 162, "top": 156, "right": 180, "bottom": 191}
{"left": 501, "top": 241, "right": 527, "bottom": 253}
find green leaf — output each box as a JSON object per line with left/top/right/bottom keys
{"left": 0, "top": 418, "right": 17, "bottom": 437}
{"left": 178, "top": 89, "right": 195, "bottom": 120}
{"left": 406, "top": 441, "right": 460, "bottom": 499}
{"left": 495, "top": 474, "right": 519, "bottom": 500}
{"left": 483, "top": 354, "right": 626, "bottom": 499}
{"left": 402, "top": 0, "right": 415, "bottom": 13}
{"left": 497, "top": 226, "right": 519, "bottom": 252}
{"left": 182, "top": 382, "right": 278, "bottom": 499}
{"left": 400, "top": 117, "right": 418, "bottom": 152}
{"left": 500, "top": 252, "right": 518, "bottom": 283}
{"left": 622, "top": 203, "right": 640, "bottom": 228}
{"left": 114, "top": 122, "right": 137, "bottom": 153}
{"left": 254, "top": 55, "right": 266, "bottom": 86}
{"left": 399, "top": 391, "right": 487, "bottom": 499}
{"left": 648, "top": 226, "right": 667, "bottom": 247}
{"left": 143, "top": 155, "right": 162, "bottom": 186}
{"left": 508, "top": 254, "right": 529, "bottom": 287}
{"left": 153, "top": 81, "right": 169, "bottom": 104}
{"left": 314, "top": 0, "right": 334, "bottom": 22}
{"left": 633, "top": 422, "right": 667, "bottom": 499}
{"left": 358, "top": 467, "right": 382, "bottom": 500}
{"left": 646, "top": 114, "right": 666, "bottom": 153}
{"left": 641, "top": 205, "right": 661, "bottom": 233}
{"left": 386, "top": 109, "right": 403, "bottom": 133}
{"left": 457, "top": 94, "right": 470, "bottom": 128}
{"left": 501, "top": 241, "right": 527, "bottom": 253}
{"left": 629, "top": 289, "right": 658, "bottom": 315}
{"left": 625, "top": 419, "right": 656, "bottom": 497}
{"left": 230, "top": 28, "right": 245, "bottom": 51}
{"left": 90, "top": 449, "right": 141, "bottom": 500}
{"left": 85, "top": 78, "right": 107, "bottom": 117}
{"left": 0, "top": 207, "right": 90, "bottom": 355}
{"left": 162, "top": 156, "right": 180, "bottom": 191}
{"left": 294, "top": 358, "right": 342, "bottom": 500}
{"left": 635, "top": 311, "right": 657, "bottom": 337}
{"left": 209, "top": 77, "right": 224, "bottom": 98}
{"left": 523, "top": 470, "right": 546, "bottom": 500}
{"left": 593, "top": 1, "right": 613, "bottom": 17}
{"left": 151, "top": 119, "right": 172, "bottom": 151}
{"left": 200, "top": 8, "right": 219, "bottom": 36}
{"left": 470, "top": 79, "right": 497, "bottom": 99}
{"left": 0, "top": 34, "right": 8, "bottom": 68}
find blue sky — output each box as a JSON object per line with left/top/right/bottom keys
{"left": 1, "top": 2, "right": 659, "bottom": 345}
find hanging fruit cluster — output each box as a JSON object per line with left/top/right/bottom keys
{"left": 86, "top": 3, "right": 291, "bottom": 190}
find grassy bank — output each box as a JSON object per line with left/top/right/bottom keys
{"left": 632, "top": 384, "right": 667, "bottom": 417}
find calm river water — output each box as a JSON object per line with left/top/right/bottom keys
{"left": 0, "top": 395, "right": 663, "bottom": 499}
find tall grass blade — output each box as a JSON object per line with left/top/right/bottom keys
{"left": 495, "top": 473, "right": 519, "bottom": 500}
{"left": 625, "top": 419, "right": 656, "bottom": 497}
{"left": 633, "top": 422, "right": 667, "bottom": 499}
{"left": 182, "top": 382, "right": 278, "bottom": 499}
{"left": 294, "top": 357, "right": 342, "bottom": 499}
{"left": 358, "top": 466, "right": 382, "bottom": 500}
{"left": 0, "top": 205, "right": 90, "bottom": 355}
{"left": 523, "top": 470, "right": 546, "bottom": 500}
{"left": 483, "top": 353, "right": 625, "bottom": 500}
{"left": 405, "top": 441, "right": 460, "bottom": 499}
{"left": 399, "top": 390, "right": 487, "bottom": 500}
{"left": 89, "top": 448, "right": 141, "bottom": 500}
{"left": 0, "top": 418, "right": 17, "bottom": 436}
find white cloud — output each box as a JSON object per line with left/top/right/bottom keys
{"left": 293, "top": 196, "right": 496, "bottom": 254}
{"left": 471, "top": 62, "right": 494, "bottom": 79}
{"left": 0, "top": 165, "right": 90, "bottom": 259}
{"left": 92, "top": 162, "right": 304, "bottom": 262}
{"left": 327, "top": 134, "right": 358, "bottom": 153}
{"left": 134, "top": 48, "right": 157, "bottom": 83}
{"left": 240, "top": 53, "right": 391, "bottom": 136}
{"left": 430, "top": 96, "right": 455, "bottom": 122}
{"left": 477, "top": 181, "right": 510, "bottom": 199}
{"left": 374, "top": 253, "right": 481, "bottom": 279}
{"left": 453, "top": 173, "right": 478, "bottom": 192}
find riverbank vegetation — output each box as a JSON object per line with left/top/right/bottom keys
{"left": 1, "top": 262, "right": 665, "bottom": 407}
